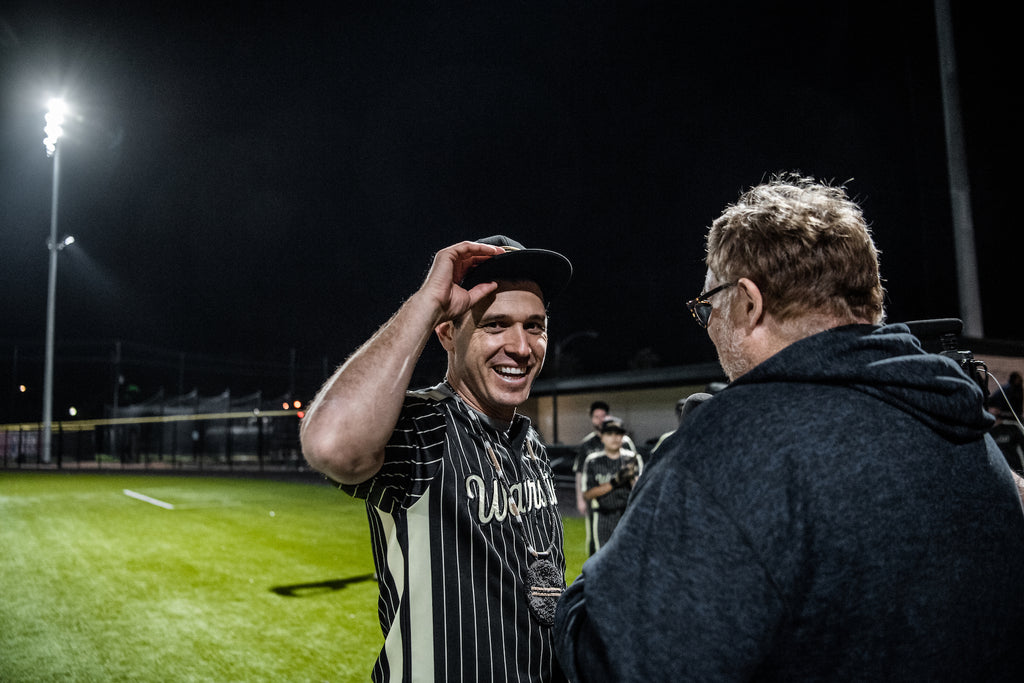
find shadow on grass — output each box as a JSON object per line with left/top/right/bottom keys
{"left": 270, "top": 573, "right": 377, "bottom": 598}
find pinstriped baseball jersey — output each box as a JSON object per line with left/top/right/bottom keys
{"left": 341, "top": 382, "right": 566, "bottom": 682}
{"left": 581, "top": 450, "right": 643, "bottom": 555}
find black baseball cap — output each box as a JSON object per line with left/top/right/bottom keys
{"left": 460, "top": 235, "right": 573, "bottom": 305}
{"left": 599, "top": 416, "right": 626, "bottom": 434}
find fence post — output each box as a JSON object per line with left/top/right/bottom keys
{"left": 226, "top": 417, "right": 233, "bottom": 471}
{"left": 257, "top": 416, "right": 265, "bottom": 472}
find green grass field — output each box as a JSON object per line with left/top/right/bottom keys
{"left": 0, "top": 471, "right": 587, "bottom": 682}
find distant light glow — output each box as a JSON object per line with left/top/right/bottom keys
{"left": 19, "top": 384, "right": 27, "bottom": 393}
{"left": 68, "top": 407, "right": 77, "bottom": 417}
{"left": 44, "top": 98, "right": 67, "bottom": 157}
{"left": 47, "top": 234, "right": 77, "bottom": 252}
{"left": 293, "top": 400, "right": 302, "bottom": 409}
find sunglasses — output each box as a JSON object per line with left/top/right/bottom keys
{"left": 686, "top": 282, "right": 737, "bottom": 328}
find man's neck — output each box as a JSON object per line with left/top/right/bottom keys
{"left": 443, "top": 377, "right": 517, "bottom": 424}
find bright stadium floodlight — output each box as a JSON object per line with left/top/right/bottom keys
{"left": 43, "top": 98, "right": 66, "bottom": 157}
{"left": 41, "top": 97, "right": 72, "bottom": 464}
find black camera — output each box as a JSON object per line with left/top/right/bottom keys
{"left": 902, "top": 318, "right": 989, "bottom": 395}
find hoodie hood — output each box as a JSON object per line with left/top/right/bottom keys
{"left": 732, "top": 323, "right": 994, "bottom": 443}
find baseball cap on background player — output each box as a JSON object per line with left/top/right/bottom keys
{"left": 460, "top": 235, "right": 573, "bottom": 306}
{"left": 599, "top": 416, "right": 626, "bottom": 434}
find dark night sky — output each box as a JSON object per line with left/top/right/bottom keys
{"left": 0, "top": 2, "right": 1017, "bottom": 418}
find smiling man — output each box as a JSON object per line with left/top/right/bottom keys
{"left": 301, "top": 236, "right": 572, "bottom": 682}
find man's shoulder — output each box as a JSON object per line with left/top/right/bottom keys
{"left": 407, "top": 384, "right": 449, "bottom": 403}
{"left": 403, "top": 384, "right": 457, "bottom": 414}
{"left": 394, "top": 387, "right": 454, "bottom": 435}
{"left": 578, "top": 432, "right": 602, "bottom": 454}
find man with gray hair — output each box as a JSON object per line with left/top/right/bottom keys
{"left": 554, "top": 173, "right": 1024, "bottom": 681}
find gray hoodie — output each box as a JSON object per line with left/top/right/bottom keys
{"left": 555, "top": 323, "right": 1024, "bottom": 682}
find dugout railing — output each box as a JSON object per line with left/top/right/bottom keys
{"left": 0, "top": 408, "right": 305, "bottom": 473}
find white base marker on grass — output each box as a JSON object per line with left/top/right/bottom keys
{"left": 123, "top": 489, "right": 175, "bottom": 509}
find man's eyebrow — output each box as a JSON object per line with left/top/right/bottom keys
{"left": 478, "top": 313, "right": 547, "bottom": 324}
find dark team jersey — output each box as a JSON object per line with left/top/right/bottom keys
{"left": 340, "top": 382, "right": 566, "bottom": 682}
{"left": 581, "top": 450, "right": 643, "bottom": 512}
{"left": 580, "top": 449, "right": 644, "bottom": 555}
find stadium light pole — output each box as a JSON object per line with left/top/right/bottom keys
{"left": 41, "top": 97, "right": 70, "bottom": 464}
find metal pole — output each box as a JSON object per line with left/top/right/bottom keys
{"left": 551, "top": 345, "right": 561, "bottom": 444}
{"left": 934, "top": 0, "right": 984, "bottom": 337}
{"left": 10, "top": 346, "right": 18, "bottom": 421}
{"left": 42, "top": 143, "right": 61, "bottom": 464}
{"left": 111, "top": 341, "right": 121, "bottom": 458}
{"left": 549, "top": 330, "right": 598, "bottom": 444}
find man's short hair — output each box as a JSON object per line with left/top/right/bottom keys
{"left": 590, "top": 401, "right": 610, "bottom": 415}
{"left": 705, "top": 173, "right": 885, "bottom": 324}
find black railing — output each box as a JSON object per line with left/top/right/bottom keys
{"left": 1, "top": 409, "right": 305, "bottom": 473}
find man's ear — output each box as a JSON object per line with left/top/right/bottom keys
{"left": 436, "top": 321, "right": 455, "bottom": 351}
{"left": 735, "top": 277, "right": 765, "bottom": 330}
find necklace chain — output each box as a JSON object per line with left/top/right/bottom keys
{"left": 447, "top": 382, "right": 557, "bottom": 559}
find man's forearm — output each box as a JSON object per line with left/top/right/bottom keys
{"left": 300, "top": 291, "right": 441, "bottom": 484}
{"left": 583, "top": 482, "right": 614, "bottom": 501}
{"left": 300, "top": 240, "right": 505, "bottom": 485}
{"left": 554, "top": 577, "right": 616, "bottom": 682}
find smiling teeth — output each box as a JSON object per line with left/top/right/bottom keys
{"left": 497, "top": 366, "right": 526, "bottom": 376}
